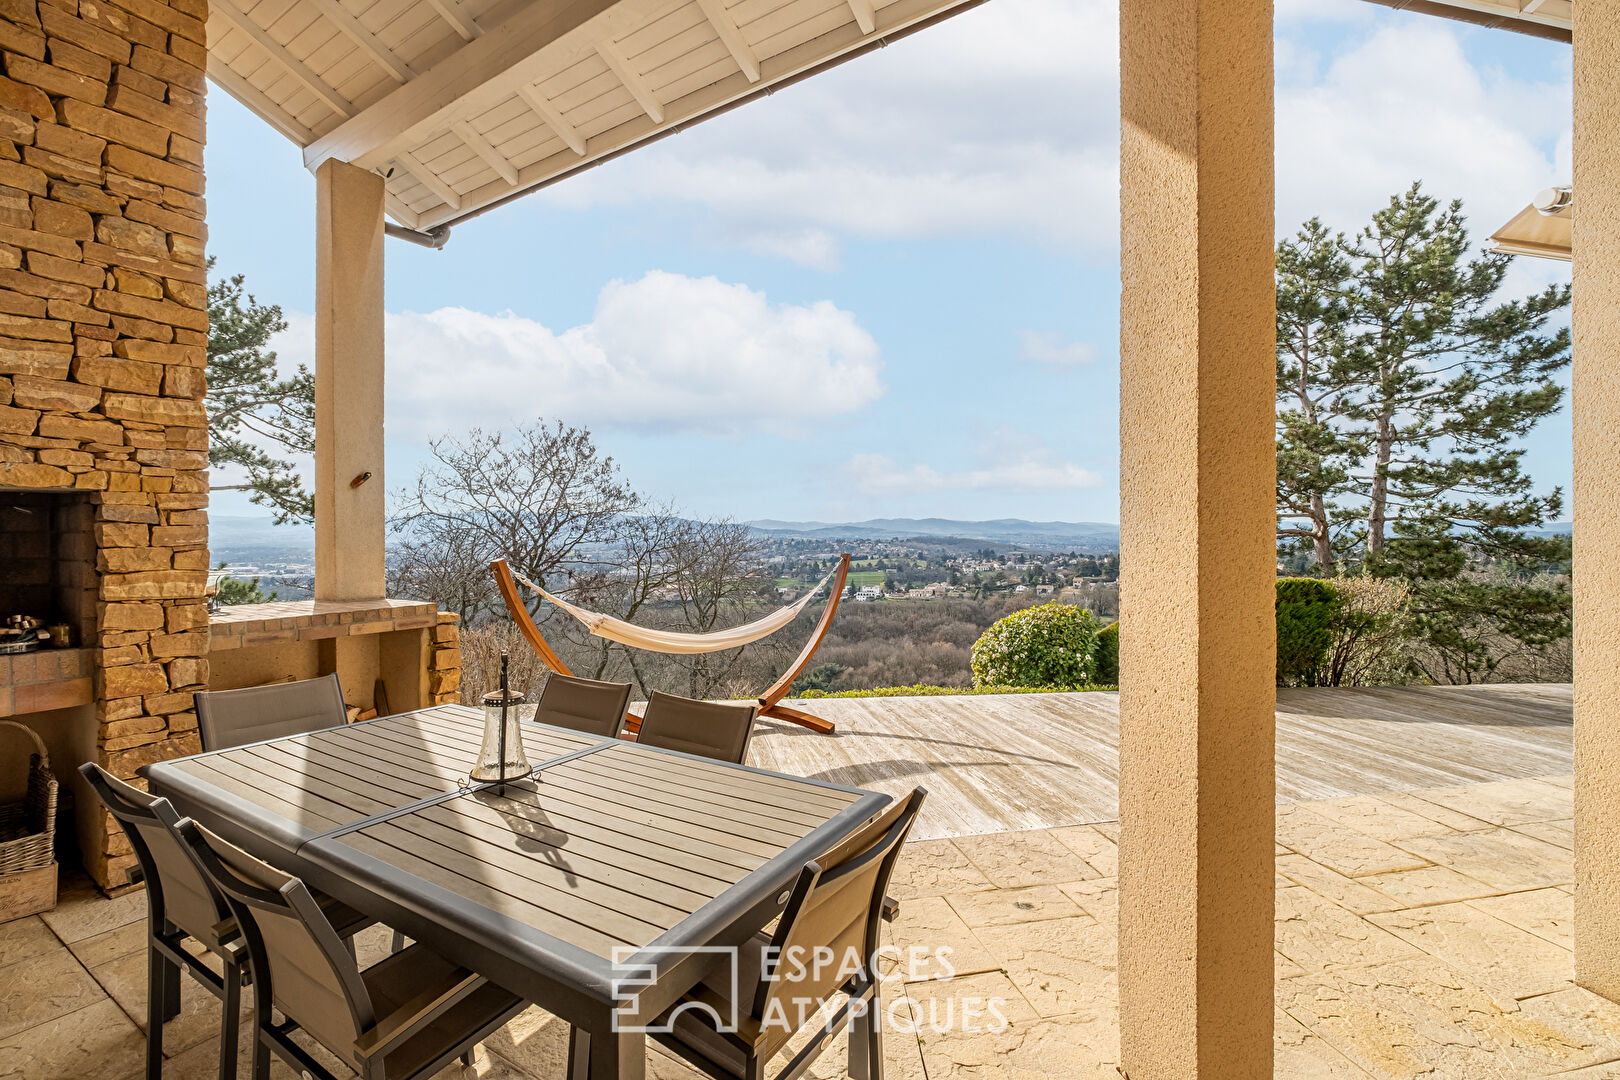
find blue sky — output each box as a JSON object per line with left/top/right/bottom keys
{"left": 205, "top": 0, "right": 1574, "bottom": 527}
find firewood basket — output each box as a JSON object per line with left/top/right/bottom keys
{"left": 0, "top": 721, "right": 59, "bottom": 916}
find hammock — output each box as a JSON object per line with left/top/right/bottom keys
{"left": 508, "top": 566, "right": 839, "bottom": 654}
{"left": 492, "top": 554, "right": 851, "bottom": 734}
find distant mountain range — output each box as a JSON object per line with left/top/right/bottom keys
{"left": 746, "top": 517, "right": 1121, "bottom": 550}
{"left": 209, "top": 513, "right": 1565, "bottom": 558}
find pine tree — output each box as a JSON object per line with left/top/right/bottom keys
{"left": 1340, "top": 184, "right": 1569, "bottom": 562}
{"left": 206, "top": 262, "right": 315, "bottom": 523}
{"left": 1275, "top": 218, "right": 1360, "bottom": 574}
{"left": 1274, "top": 183, "right": 1573, "bottom": 682}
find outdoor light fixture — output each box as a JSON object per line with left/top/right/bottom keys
{"left": 1534, "top": 186, "right": 1574, "bottom": 214}
{"left": 472, "top": 651, "right": 533, "bottom": 790}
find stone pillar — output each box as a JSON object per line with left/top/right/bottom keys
{"left": 0, "top": 0, "right": 212, "bottom": 888}
{"left": 312, "top": 160, "right": 385, "bottom": 605}
{"left": 313, "top": 158, "right": 386, "bottom": 601}
{"left": 1573, "top": 0, "right": 1620, "bottom": 1004}
{"left": 1116, "top": 0, "right": 1276, "bottom": 1074}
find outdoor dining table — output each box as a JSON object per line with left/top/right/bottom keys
{"left": 140, "top": 703, "right": 890, "bottom": 1080}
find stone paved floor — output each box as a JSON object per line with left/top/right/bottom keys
{"left": 2, "top": 773, "right": 1613, "bottom": 1080}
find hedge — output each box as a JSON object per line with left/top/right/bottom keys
{"left": 1276, "top": 577, "right": 1346, "bottom": 686}
{"left": 791, "top": 683, "right": 1114, "bottom": 699}
{"left": 1093, "top": 621, "right": 1119, "bottom": 684}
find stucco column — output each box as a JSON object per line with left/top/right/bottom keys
{"left": 1116, "top": 0, "right": 1276, "bottom": 1074}
{"left": 314, "top": 159, "right": 388, "bottom": 601}
{"left": 1573, "top": 0, "right": 1620, "bottom": 1003}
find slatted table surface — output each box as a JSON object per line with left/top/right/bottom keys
{"left": 154, "top": 706, "right": 602, "bottom": 845}
{"left": 323, "top": 741, "right": 874, "bottom": 960}
{"left": 143, "top": 705, "right": 890, "bottom": 1079}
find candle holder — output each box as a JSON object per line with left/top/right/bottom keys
{"left": 471, "top": 651, "right": 532, "bottom": 791}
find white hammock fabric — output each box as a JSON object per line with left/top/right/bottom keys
{"left": 512, "top": 566, "right": 838, "bottom": 655}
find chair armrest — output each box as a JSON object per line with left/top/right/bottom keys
{"left": 126, "top": 866, "right": 145, "bottom": 886}
{"left": 353, "top": 970, "right": 486, "bottom": 1061}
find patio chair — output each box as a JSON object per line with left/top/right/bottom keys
{"left": 175, "top": 817, "right": 527, "bottom": 1080}
{"left": 533, "top": 672, "right": 633, "bottom": 739}
{"left": 635, "top": 691, "right": 759, "bottom": 764}
{"left": 585, "top": 786, "right": 927, "bottom": 1080}
{"left": 79, "top": 763, "right": 373, "bottom": 1080}
{"left": 194, "top": 674, "right": 348, "bottom": 751}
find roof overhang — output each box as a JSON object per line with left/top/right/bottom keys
{"left": 1360, "top": 0, "right": 1571, "bottom": 43}
{"left": 1491, "top": 192, "right": 1573, "bottom": 261}
{"left": 206, "top": 0, "right": 984, "bottom": 232}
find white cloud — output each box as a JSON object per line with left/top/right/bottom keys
{"left": 846, "top": 435, "right": 1103, "bottom": 496}
{"left": 532, "top": 3, "right": 1568, "bottom": 267}
{"left": 272, "top": 271, "right": 884, "bottom": 439}
{"left": 1275, "top": 24, "right": 1569, "bottom": 239}
{"left": 1018, "top": 330, "right": 1097, "bottom": 368}
{"left": 539, "top": 0, "right": 1120, "bottom": 263}
{"left": 737, "top": 227, "right": 842, "bottom": 271}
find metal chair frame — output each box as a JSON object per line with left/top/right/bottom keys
{"left": 177, "top": 819, "right": 523, "bottom": 1080}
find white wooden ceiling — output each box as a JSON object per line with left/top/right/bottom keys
{"left": 1363, "top": 0, "right": 1570, "bottom": 41}
{"left": 206, "top": 0, "right": 982, "bottom": 231}
{"left": 205, "top": 0, "right": 1570, "bottom": 233}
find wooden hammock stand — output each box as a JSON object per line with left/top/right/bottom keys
{"left": 491, "top": 553, "right": 851, "bottom": 735}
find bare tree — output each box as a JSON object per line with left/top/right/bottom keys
{"left": 389, "top": 422, "right": 639, "bottom": 623}
{"left": 549, "top": 503, "right": 697, "bottom": 687}
{"left": 547, "top": 510, "right": 778, "bottom": 700}
{"left": 660, "top": 518, "right": 776, "bottom": 699}
{"left": 389, "top": 424, "right": 784, "bottom": 700}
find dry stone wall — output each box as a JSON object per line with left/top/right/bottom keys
{"left": 0, "top": 0, "right": 207, "bottom": 888}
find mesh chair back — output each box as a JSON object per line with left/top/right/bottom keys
{"left": 79, "top": 763, "right": 228, "bottom": 947}
{"left": 178, "top": 819, "right": 374, "bottom": 1065}
{"left": 534, "top": 673, "right": 632, "bottom": 738}
{"left": 194, "top": 674, "right": 347, "bottom": 751}
{"left": 754, "top": 788, "right": 926, "bottom": 1024}
{"left": 636, "top": 692, "right": 758, "bottom": 764}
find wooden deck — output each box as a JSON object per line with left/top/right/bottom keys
{"left": 745, "top": 684, "right": 1574, "bottom": 841}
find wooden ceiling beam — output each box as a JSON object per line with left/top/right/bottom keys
{"left": 301, "top": 0, "right": 617, "bottom": 171}
{"left": 694, "top": 0, "right": 759, "bottom": 82}
{"left": 516, "top": 83, "right": 587, "bottom": 155}
{"left": 307, "top": 0, "right": 418, "bottom": 83}
{"left": 596, "top": 38, "right": 662, "bottom": 123}
{"left": 385, "top": 193, "right": 422, "bottom": 229}
{"left": 452, "top": 119, "right": 519, "bottom": 183}
{"left": 425, "top": 0, "right": 481, "bottom": 41}
{"left": 207, "top": 55, "right": 317, "bottom": 143}
{"left": 395, "top": 149, "right": 462, "bottom": 209}
{"left": 845, "top": 0, "right": 876, "bottom": 34}
{"left": 213, "top": 0, "right": 357, "bottom": 119}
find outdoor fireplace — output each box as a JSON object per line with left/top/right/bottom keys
{"left": 0, "top": 491, "right": 98, "bottom": 654}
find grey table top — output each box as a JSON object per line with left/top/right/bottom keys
{"left": 144, "top": 704, "right": 889, "bottom": 1019}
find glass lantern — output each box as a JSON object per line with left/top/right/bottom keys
{"left": 471, "top": 652, "right": 533, "bottom": 787}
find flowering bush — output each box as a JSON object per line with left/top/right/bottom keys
{"left": 969, "top": 602, "right": 1099, "bottom": 689}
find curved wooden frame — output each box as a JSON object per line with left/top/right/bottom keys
{"left": 490, "top": 555, "right": 850, "bottom": 735}
{"left": 757, "top": 553, "right": 849, "bottom": 733}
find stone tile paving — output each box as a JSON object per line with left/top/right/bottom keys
{"left": 4, "top": 774, "right": 1619, "bottom": 1080}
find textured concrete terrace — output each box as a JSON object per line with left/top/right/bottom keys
{"left": 2, "top": 685, "right": 1609, "bottom": 1080}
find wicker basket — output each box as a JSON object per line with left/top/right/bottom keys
{"left": 0, "top": 720, "right": 58, "bottom": 877}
